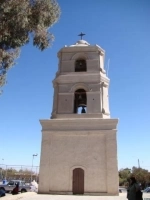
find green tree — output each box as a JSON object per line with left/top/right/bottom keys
{"left": 131, "top": 166, "right": 150, "bottom": 188}
{"left": 1, "top": 167, "right": 38, "bottom": 181}
{"left": 3, "top": 167, "right": 17, "bottom": 179}
{"left": 0, "top": 0, "right": 60, "bottom": 91}
{"left": 119, "top": 168, "right": 131, "bottom": 186}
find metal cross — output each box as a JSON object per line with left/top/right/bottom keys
{"left": 78, "top": 32, "right": 86, "bottom": 40}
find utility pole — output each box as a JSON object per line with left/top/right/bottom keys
{"left": 31, "top": 154, "right": 38, "bottom": 182}
{"left": 138, "top": 159, "right": 140, "bottom": 168}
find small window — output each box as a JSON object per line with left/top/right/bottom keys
{"left": 75, "top": 59, "right": 86, "bottom": 72}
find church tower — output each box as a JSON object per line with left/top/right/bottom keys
{"left": 39, "top": 34, "right": 119, "bottom": 195}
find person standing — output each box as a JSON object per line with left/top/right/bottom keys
{"left": 11, "top": 183, "right": 19, "bottom": 195}
{"left": 127, "top": 177, "right": 140, "bottom": 200}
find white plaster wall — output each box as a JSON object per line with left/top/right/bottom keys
{"left": 38, "top": 133, "right": 51, "bottom": 193}
{"left": 102, "top": 86, "right": 110, "bottom": 114}
{"left": 87, "top": 52, "right": 99, "bottom": 60}
{"left": 55, "top": 73, "right": 100, "bottom": 84}
{"left": 100, "top": 54, "right": 104, "bottom": 69}
{"left": 87, "top": 92, "right": 101, "bottom": 113}
{"left": 40, "top": 131, "right": 108, "bottom": 193}
{"left": 61, "top": 53, "right": 74, "bottom": 61}
{"left": 58, "top": 84, "right": 72, "bottom": 93}
{"left": 87, "top": 60, "right": 99, "bottom": 72}
{"left": 57, "top": 94, "right": 73, "bottom": 113}
{"left": 39, "top": 118, "right": 118, "bottom": 195}
{"left": 89, "top": 83, "right": 101, "bottom": 91}
{"left": 61, "top": 60, "right": 74, "bottom": 72}
{"left": 106, "top": 133, "right": 119, "bottom": 194}
{"left": 51, "top": 86, "right": 57, "bottom": 115}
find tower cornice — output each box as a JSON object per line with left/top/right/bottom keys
{"left": 57, "top": 45, "right": 105, "bottom": 58}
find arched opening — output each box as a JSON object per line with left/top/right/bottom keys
{"left": 72, "top": 168, "right": 84, "bottom": 194}
{"left": 74, "top": 89, "right": 87, "bottom": 114}
{"left": 75, "top": 59, "right": 86, "bottom": 72}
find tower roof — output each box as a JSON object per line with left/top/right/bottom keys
{"left": 70, "top": 40, "right": 90, "bottom": 47}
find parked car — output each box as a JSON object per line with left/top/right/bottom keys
{"left": 0, "top": 180, "right": 31, "bottom": 193}
{"left": 143, "top": 187, "right": 150, "bottom": 193}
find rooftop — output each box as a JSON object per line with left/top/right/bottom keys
{"left": 70, "top": 40, "right": 90, "bottom": 47}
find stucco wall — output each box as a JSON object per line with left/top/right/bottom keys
{"left": 39, "top": 122, "right": 118, "bottom": 195}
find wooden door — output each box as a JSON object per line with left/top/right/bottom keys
{"left": 73, "top": 168, "right": 84, "bottom": 194}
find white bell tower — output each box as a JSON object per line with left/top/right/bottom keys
{"left": 39, "top": 34, "right": 118, "bottom": 195}
{"left": 51, "top": 36, "right": 110, "bottom": 119}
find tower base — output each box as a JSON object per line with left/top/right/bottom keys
{"left": 39, "top": 118, "right": 118, "bottom": 195}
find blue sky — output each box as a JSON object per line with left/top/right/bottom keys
{"left": 0, "top": 0, "right": 150, "bottom": 172}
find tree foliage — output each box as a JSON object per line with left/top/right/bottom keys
{"left": 0, "top": 167, "right": 38, "bottom": 182}
{"left": 132, "top": 167, "right": 150, "bottom": 188}
{"left": 119, "top": 167, "right": 150, "bottom": 188}
{"left": 0, "top": 0, "right": 60, "bottom": 90}
{"left": 119, "top": 168, "right": 131, "bottom": 186}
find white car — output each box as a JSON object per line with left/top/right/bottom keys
{"left": 0, "top": 180, "right": 31, "bottom": 193}
{"left": 143, "top": 187, "right": 150, "bottom": 193}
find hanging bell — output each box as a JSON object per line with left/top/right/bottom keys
{"left": 78, "top": 95, "right": 82, "bottom": 100}
{"left": 81, "top": 107, "right": 86, "bottom": 113}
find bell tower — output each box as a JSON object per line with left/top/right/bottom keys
{"left": 51, "top": 36, "right": 110, "bottom": 119}
{"left": 39, "top": 35, "right": 118, "bottom": 195}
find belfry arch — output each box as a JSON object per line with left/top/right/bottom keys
{"left": 70, "top": 83, "right": 89, "bottom": 93}
{"left": 74, "top": 89, "right": 87, "bottom": 114}
{"left": 75, "top": 59, "right": 87, "bottom": 72}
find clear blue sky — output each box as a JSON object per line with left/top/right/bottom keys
{"left": 0, "top": 0, "right": 150, "bottom": 171}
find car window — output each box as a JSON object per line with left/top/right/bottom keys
{"left": 144, "top": 187, "right": 150, "bottom": 192}
{"left": 8, "top": 181, "right": 14, "bottom": 185}
{"left": 20, "top": 182, "right": 24, "bottom": 186}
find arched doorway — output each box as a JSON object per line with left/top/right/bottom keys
{"left": 72, "top": 168, "right": 84, "bottom": 195}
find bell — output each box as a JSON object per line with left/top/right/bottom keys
{"left": 78, "top": 95, "right": 82, "bottom": 100}
{"left": 81, "top": 107, "right": 86, "bottom": 113}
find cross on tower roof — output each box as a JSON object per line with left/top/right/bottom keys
{"left": 78, "top": 32, "right": 86, "bottom": 40}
